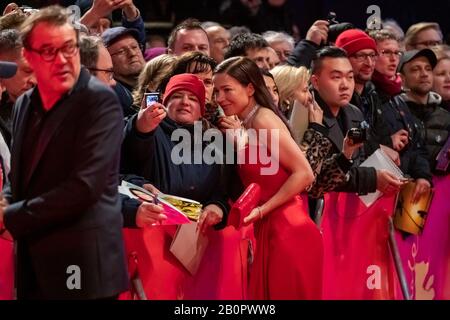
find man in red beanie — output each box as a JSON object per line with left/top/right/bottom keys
{"left": 336, "top": 29, "right": 378, "bottom": 96}
{"left": 336, "top": 29, "right": 403, "bottom": 162}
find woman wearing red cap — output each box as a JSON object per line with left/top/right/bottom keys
{"left": 121, "top": 73, "right": 245, "bottom": 299}
{"left": 213, "top": 57, "right": 323, "bottom": 299}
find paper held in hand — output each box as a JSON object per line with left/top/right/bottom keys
{"left": 289, "top": 100, "right": 309, "bottom": 145}
{"left": 359, "top": 148, "right": 405, "bottom": 207}
{"left": 169, "top": 222, "right": 209, "bottom": 275}
{"left": 119, "top": 181, "right": 202, "bottom": 225}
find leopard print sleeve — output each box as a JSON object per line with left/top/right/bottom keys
{"left": 308, "top": 154, "right": 348, "bottom": 198}
{"left": 300, "top": 128, "right": 333, "bottom": 176}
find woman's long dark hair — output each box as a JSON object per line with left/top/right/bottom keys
{"left": 214, "top": 56, "right": 293, "bottom": 136}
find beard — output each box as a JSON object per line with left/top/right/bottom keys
{"left": 410, "top": 83, "right": 432, "bottom": 96}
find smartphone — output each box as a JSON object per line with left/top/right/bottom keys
{"left": 400, "top": 175, "right": 414, "bottom": 183}
{"left": 144, "top": 92, "right": 161, "bottom": 107}
{"left": 310, "top": 88, "right": 315, "bottom": 104}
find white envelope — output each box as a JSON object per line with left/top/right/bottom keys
{"left": 359, "top": 148, "right": 404, "bottom": 207}
{"left": 169, "top": 222, "right": 209, "bottom": 275}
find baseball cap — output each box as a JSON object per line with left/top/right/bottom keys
{"left": 101, "top": 27, "right": 140, "bottom": 48}
{"left": 397, "top": 48, "right": 437, "bottom": 73}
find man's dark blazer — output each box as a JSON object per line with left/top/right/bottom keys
{"left": 315, "top": 92, "right": 378, "bottom": 195}
{"left": 3, "top": 68, "right": 129, "bottom": 299}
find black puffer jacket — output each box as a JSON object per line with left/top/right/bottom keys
{"left": 383, "top": 93, "right": 442, "bottom": 182}
{"left": 406, "top": 92, "right": 450, "bottom": 173}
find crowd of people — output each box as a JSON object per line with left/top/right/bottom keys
{"left": 0, "top": 0, "right": 449, "bottom": 300}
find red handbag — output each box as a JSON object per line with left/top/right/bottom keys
{"left": 228, "top": 183, "right": 261, "bottom": 229}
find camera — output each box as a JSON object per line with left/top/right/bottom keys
{"left": 144, "top": 92, "right": 161, "bottom": 107}
{"left": 347, "top": 121, "right": 369, "bottom": 144}
{"left": 327, "top": 12, "right": 354, "bottom": 44}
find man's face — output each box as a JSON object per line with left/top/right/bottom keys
{"left": 0, "top": 53, "right": 36, "bottom": 102}
{"left": 375, "top": 39, "right": 402, "bottom": 78}
{"left": 188, "top": 65, "right": 213, "bottom": 103}
{"left": 23, "top": 22, "right": 80, "bottom": 97}
{"left": 108, "top": 35, "right": 145, "bottom": 79}
{"left": 267, "top": 47, "right": 280, "bottom": 69}
{"left": 94, "top": 45, "right": 116, "bottom": 87}
{"left": 311, "top": 57, "right": 355, "bottom": 109}
{"left": 206, "top": 26, "right": 230, "bottom": 63}
{"left": 245, "top": 47, "right": 271, "bottom": 71}
{"left": 410, "top": 28, "right": 442, "bottom": 49}
{"left": 271, "top": 41, "right": 293, "bottom": 63}
{"left": 171, "top": 29, "right": 210, "bottom": 56}
{"left": 348, "top": 48, "right": 377, "bottom": 84}
{"left": 401, "top": 56, "right": 433, "bottom": 96}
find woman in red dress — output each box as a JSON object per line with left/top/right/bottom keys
{"left": 213, "top": 57, "right": 323, "bottom": 299}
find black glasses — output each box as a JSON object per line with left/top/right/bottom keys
{"left": 351, "top": 52, "right": 379, "bottom": 62}
{"left": 27, "top": 42, "right": 79, "bottom": 62}
{"left": 88, "top": 67, "right": 114, "bottom": 80}
{"left": 380, "top": 50, "right": 403, "bottom": 58}
{"left": 110, "top": 44, "right": 140, "bottom": 57}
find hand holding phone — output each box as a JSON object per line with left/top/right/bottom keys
{"left": 144, "top": 92, "right": 168, "bottom": 113}
{"left": 145, "top": 92, "right": 160, "bottom": 107}
{"left": 136, "top": 93, "right": 167, "bottom": 133}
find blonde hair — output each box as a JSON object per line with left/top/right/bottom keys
{"left": 404, "top": 22, "right": 442, "bottom": 50}
{"left": 270, "top": 65, "right": 310, "bottom": 111}
{"left": 431, "top": 44, "right": 450, "bottom": 61}
{"left": 132, "top": 54, "right": 178, "bottom": 107}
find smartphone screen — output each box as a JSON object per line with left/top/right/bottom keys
{"left": 145, "top": 93, "right": 160, "bottom": 107}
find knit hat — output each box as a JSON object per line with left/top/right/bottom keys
{"left": 335, "top": 29, "right": 377, "bottom": 56}
{"left": 163, "top": 74, "right": 206, "bottom": 116}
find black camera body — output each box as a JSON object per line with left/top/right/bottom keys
{"left": 347, "top": 121, "right": 370, "bottom": 144}
{"left": 327, "top": 12, "right": 354, "bottom": 44}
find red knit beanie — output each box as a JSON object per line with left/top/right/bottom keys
{"left": 163, "top": 73, "right": 206, "bottom": 116}
{"left": 335, "top": 29, "right": 377, "bottom": 56}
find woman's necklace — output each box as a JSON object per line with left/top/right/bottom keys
{"left": 241, "top": 104, "right": 259, "bottom": 128}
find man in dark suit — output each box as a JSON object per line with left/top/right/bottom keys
{"left": 0, "top": 6, "right": 128, "bottom": 299}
